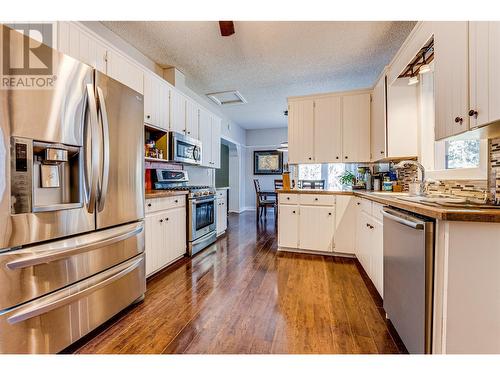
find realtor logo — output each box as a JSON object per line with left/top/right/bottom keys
{"left": 1, "top": 23, "right": 56, "bottom": 89}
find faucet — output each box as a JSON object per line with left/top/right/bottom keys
{"left": 394, "top": 160, "right": 426, "bottom": 195}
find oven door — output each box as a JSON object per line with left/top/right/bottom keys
{"left": 189, "top": 196, "right": 216, "bottom": 241}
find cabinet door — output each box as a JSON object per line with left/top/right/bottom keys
{"left": 145, "top": 212, "right": 164, "bottom": 276}
{"left": 106, "top": 50, "right": 144, "bottom": 94}
{"left": 199, "top": 108, "right": 212, "bottom": 167}
{"left": 171, "top": 89, "right": 187, "bottom": 133}
{"left": 211, "top": 116, "right": 222, "bottom": 168}
{"left": 288, "top": 99, "right": 314, "bottom": 164}
{"left": 371, "top": 218, "right": 384, "bottom": 297}
{"left": 434, "top": 21, "right": 469, "bottom": 140}
{"left": 342, "top": 93, "right": 370, "bottom": 162}
{"left": 334, "top": 196, "right": 356, "bottom": 254}
{"left": 298, "top": 206, "right": 335, "bottom": 252}
{"left": 371, "top": 74, "right": 386, "bottom": 160}
{"left": 186, "top": 99, "right": 199, "bottom": 139}
{"left": 143, "top": 72, "right": 156, "bottom": 126}
{"left": 58, "top": 22, "right": 107, "bottom": 73}
{"left": 314, "top": 96, "right": 342, "bottom": 162}
{"left": 216, "top": 198, "right": 227, "bottom": 235}
{"left": 278, "top": 205, "right": 299, "bottom": 248}
{"left": 469, "top": 21, "right": 500, "bottom": 128}
{"left": 357, "top": 211, "right": 372, "bottom": 276}
{"left": 165, "top": 207, "right": 186, "bottom": 261}
{"left": 158, "top": 79, "right": 170, "bottom": 131}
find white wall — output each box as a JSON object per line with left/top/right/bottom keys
{"left": 243, "top": 128, "right": 288, "bottom": 210}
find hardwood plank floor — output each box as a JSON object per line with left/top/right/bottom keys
{"left": 70, "top": 211, "right": 405, "bottom": 354}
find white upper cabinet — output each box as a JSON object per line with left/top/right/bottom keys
{"left": 314, "top": 96, "right": 342, "bottom": 162}
{"left": 106, "top": 49, "right": 144, "bottom": 95}
{"left": 170, "top": 89, "right": 187, "bottom": 134}
{"left": 469, "top": 21, "right": 500, "bottom": 129}
{"left": 211, "top": 115, "right": 222, "bottom": 169}
{"left": 434, "top": 21, "right": 469, "bottom": 140}
{"left": 185, "top": 99, "right": 200, "bottom": 139}
{"left": 58, "top": 22, "right": 107, "bottom": 73}
{"left": 143, "top": 71, "right": 170, "bottom": 130}
{"left": 288, "top": 99, "right": 315, "bottom": 164}
{"left": 342, "top": 93, "right": 371, "bottom": 162}
{"left": 371, "top": 73, "right": 386, "bottom": 161}
{"left": 199, "top": 108, "right": 212, "bottom": 167}
{"left": 199, "top": 109, "right": 221, "bottom": 168}
{"left": 287, "top": 91, "right": 370, "bottom": 164}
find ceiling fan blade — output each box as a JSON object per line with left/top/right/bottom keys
{"left": 219, "top": 21, "right": 235, "bottom": 37}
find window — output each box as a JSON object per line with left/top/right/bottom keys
{"left": 445, "top": 140, "right": 480, "bottom": 169}
{"left": 297, "top": 164, "right": 357, "bottom": 190}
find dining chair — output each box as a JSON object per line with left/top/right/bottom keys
{"left": 253, "top": 179, "right": 277, "bottom": 220}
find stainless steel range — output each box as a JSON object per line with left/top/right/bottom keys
{"left": 152, "top": 169, "right": 217, "bottom": 256}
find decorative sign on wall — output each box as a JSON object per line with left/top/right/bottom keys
{"left": 254, "top": 150, "right": 283, "bottom": 175}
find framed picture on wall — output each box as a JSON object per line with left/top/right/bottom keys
{"left": 253, "top": 150, "right": 283, "bottom": 175}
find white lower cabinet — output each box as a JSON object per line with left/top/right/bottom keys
{"left": 356, "top": 199, "right": 384, "bottom": 297}
{"left": 298, "top": 206, "right": 335, "bottom": 252}
{"left": 145, "top": 198, "right": 186, "bottom": 277}
{"left": 278, "top": 205, "right": 300, "bottom": 248}
{"left": 216, "top": 189, "right": 228, "bottom": 236}
{"left": 278, "top": 193, "right": 335, "bottom": 253}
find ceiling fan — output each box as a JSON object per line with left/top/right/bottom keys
{"left": 219, "top": 21, "right": 235, "bottom": 37}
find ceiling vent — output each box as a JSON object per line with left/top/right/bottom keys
{"left": 206, "top": 90, "right": 247, "bottom": 106}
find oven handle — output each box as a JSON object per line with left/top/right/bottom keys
{"left": 191, "top": 196, "right": 216, "bottom": 204}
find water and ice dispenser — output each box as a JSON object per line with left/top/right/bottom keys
{"left": 11, "top": 137, "right": 83, "bottom": 214}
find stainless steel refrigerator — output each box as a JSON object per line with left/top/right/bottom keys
{"left": 0, "top": 27, "right": 145, "bottom": 353}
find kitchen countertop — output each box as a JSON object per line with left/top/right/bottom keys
{"left": 277, "top": 189, "right": 500, "bottom": 222}
{"left": 145, "top": 190, "right": 189, "bottom": 199}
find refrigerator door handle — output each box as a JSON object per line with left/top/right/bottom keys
{"left": 85, "top": 83, "right": 100, "bottom": 214}
{"left": 96, "top": 86, "right": 110, "bottom": 213}
{"left": 6, "top": 223, "right": 143, "bottom": 270}
{"left": 7, "top": 256, "right": 143, "bottom": 325}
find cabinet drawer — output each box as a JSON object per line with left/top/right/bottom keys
{"left": 145, "top": 196, "right": 186, "bottom": 213}
{"left": 299, "top": 194, "right": 335, "bottom": 206}
{"left": 279, "top": 194, "right": 299, "bottom": 205}
{"left": 372, "top": 202, "right": 384, "bottom": 221}
{"left": 359, "top": 198, "right": 372, "bottom": 214}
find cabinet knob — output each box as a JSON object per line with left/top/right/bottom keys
{"left": 287, "top": 197, "right": 290, "bottom": 200}
{"left": 314, "top": 198, "right": 318, "bottom": 201}
{"left": 165, "top": 218, "right": 169, "bottom": 221}
{"left": 366, "top": 223, "right": 370, "bottom": 227}
{"left": 469, "top": 109, "right": 478, "bottom": 118}
{"left": 380, "top": 150, "right": 385, "bottom": 154}
{"left": 345, "top": 156, "right": 348, "bottom": 159}
{"left": 328, "top": 212, "right": 332, "bottom": 216}
{"left": 336, "top": 156, "right": 339, "bottom": 160}
{"left": 159, "top": 219, "right": 163, "bottom": 223}
{"left": 175, "top": 200, "right": 178, "bottom": 203}
{"left": 454, "top": 117, "right": 463, "bottom": 124}
{"left": 356, "top": 202, "right": 360, "bottom": 206}
{"left": 188, "top": 131, "right": 191, "bottom": 134}
{"left": 292, "top": 210, "right": 296, "bottom": 214}
{"left": 146, "top": 115, "right": 151, "bottom": 119}
{"left": 308, "top": 157, "right": 312, "bottom": 160}
{"left": 147, "top": 203, "right": 152, "bottom": 207}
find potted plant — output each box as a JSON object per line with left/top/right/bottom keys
{"left": 339, "top": 170, "right": 355, "bottom": 188}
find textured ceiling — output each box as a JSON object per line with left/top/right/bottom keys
{"left": 102, "top": 21, "right": 416, "bottom": 129}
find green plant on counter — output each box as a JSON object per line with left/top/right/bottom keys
{"left": 339, "top": 170, "right": 355, "bottom": 186}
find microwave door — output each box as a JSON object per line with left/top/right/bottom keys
{"left": 94, "top": 72, "right": 144, "bottom": 230}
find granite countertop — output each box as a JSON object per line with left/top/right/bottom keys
{"left": 145, "top": 190, "right": 189, "bottom": 199}
{"left": 277, "top": 189, "right": 500, "bottom": 222}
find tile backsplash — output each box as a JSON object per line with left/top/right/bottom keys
{"left": 425, "top": 180, "right": 489, "bottom": 201}
{"left": 489, "top": 138, "right": 500, "bottom": 204}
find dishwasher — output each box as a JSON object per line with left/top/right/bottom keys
{"left": 382, "top": 207, "right": 435, "bottom": 354}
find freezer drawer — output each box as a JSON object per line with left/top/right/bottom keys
{"left": 0, "top": 221, "right": 144, "bottom": 311}
{"left": 0, "top": 254, "right": 145, "bottom": 354}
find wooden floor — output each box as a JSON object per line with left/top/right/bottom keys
{"left": 71, "top": 211, "right": 406, "bottom": 354}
